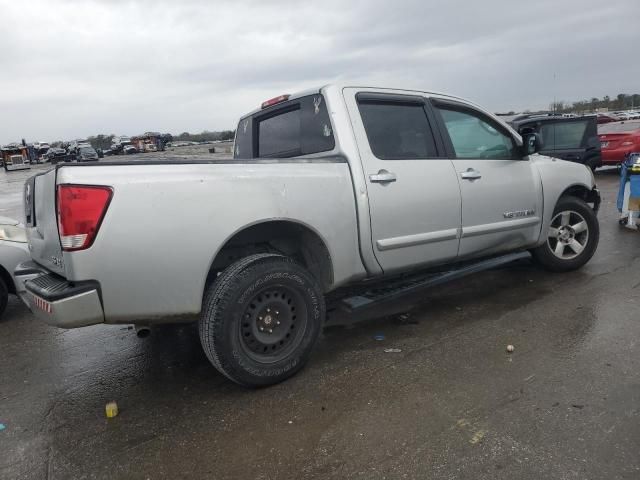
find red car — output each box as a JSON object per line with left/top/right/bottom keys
{"left": 598, "top": 120, "right": 640, "bottom": 165}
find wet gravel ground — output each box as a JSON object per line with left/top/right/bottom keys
{"left": 0, "top": 164, "right": 638, "bottom": 480}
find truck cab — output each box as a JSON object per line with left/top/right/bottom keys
{"left": 2, "top": 145, "right": 30, "bottom": 171}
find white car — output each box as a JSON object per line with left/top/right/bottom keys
{"left": 613, "top": 112, "right": 631, "bottom": 121}
{"left": 0, "top": 217, "right": 30, "bottom": 319}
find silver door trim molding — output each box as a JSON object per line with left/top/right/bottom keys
{"left": 376, "top": 228, "right": 459, "bottom": 251}
{"left": 462, "top": 217, "right": 540, "bottom": 238}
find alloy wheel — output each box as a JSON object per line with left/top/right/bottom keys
{"left": 547, "top": 210, "right": 589, "bottom": 260}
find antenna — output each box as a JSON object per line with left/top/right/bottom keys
{"left": 553, "top": 72, "right": 556, "bottom": 113}
{"left": 552, "top": 72, "right": 557, "bottom": 149}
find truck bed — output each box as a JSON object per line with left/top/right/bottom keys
{"left": 26, "top": 159, "right": 364, "bottom": 323}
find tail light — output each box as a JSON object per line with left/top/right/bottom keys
{"left": 57, "top": 185, "right": 113, "bottom": 251}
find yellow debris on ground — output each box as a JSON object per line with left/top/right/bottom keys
{"left": 105, "top": 401, "right": 119, "bottom": 418}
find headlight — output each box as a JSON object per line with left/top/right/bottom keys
{"left": 0, "top": 224, "right": 27, "bottom": 243}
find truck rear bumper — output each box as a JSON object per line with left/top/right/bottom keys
{"left": 15, "top": 262, "right": 104, "bottom": 328}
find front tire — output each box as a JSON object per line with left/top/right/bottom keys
{"left": 532, "top": 196, "right": 599, "bottom": 272}
{"left": 199, "top": 254, "right": 325, "bottom": 387}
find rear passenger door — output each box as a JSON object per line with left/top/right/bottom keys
{"left": 345, "top": 90, "right": 462, "bottom": 274}
{"left": 431, "top": 99, "right": 543, "bottom": 259}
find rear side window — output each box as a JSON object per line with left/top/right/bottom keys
{"left": 539, "top": 121, "right": 588, "bottom": 149}
{"left": 357, "top": 101, "right": 438, "bottom": 159}
{"left": 234, "top": 94, "right": 335, "bottom": 159}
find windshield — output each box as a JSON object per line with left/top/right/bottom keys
{"left": 80, "top": 147, "right": 96, "bottom": 154}
{"left": 599, "top": 121, "right": 640, "bottom": 134}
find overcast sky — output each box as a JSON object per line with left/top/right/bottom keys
{"left": 1, "top": 0, "right": 638, "bottom": 144}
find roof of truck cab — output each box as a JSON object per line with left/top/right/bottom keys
{"left": 239, "top": 84, "right": 477, "bottom": 120}
{"left": 238, "top": 84, "right": 521, "bottom": 142}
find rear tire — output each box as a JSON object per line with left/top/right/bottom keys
{"left": 0, "top": 277, "right": 8, "bottom": 320}
{"left": 532, "top": 196, "right": 599, "bottom": 272}
{"left": 199, "top": 253, "right": 325, "bottom": 387}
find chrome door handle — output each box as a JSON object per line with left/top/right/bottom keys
{"left": 369, "top": 170, "right": 397, "bottom": 183}
{"left": 460, "top": 168, "right": 482, "bottom": 180}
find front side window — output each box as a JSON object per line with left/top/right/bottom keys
{"left": 437, "top": 107, "right": 516, "bottom": 160}
{"left": 539, "top": 121, "right": 588, "bottom": 149}
{"left": 357, "top": 101, "right": 438, "bottom": 159}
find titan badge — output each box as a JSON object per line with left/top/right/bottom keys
{"left": 503, "top": 209, "right": 535, "bottom": 219}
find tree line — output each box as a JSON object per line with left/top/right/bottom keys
{"left": 174, "top": 130, "right": 235, "bottom": 143}
{"left": 549, "top": 93, "right": 640, "bottom": 114}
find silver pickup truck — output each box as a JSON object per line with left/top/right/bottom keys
{"left": 16, "top": 85, "right": 601, "bottom": 386}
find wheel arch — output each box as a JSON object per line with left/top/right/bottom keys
{"left": 204, "top": 219, "right": 335, "bottom": 296}
{"left": 537, "top": 179, "right": 599, "bottom": 247}
{"left": 559, "top": 183, "right": 594, "bottom": 203}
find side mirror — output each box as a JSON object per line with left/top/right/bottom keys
{"left": 522, "top": 133, "right": 541, "bottom": 156}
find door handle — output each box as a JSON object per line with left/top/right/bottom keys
{"left": 460, "top": 168, "right": 482, "bottom": 180}
{"left": 369, "top": 170, "right": 397, "bottom": 183}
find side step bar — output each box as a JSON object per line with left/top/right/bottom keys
{"left": 340, "top": 251, "right": 531, "bottom": 311}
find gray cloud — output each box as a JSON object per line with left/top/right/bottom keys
{"left": 0, "top": 0, "right": 638, "bottom": 143}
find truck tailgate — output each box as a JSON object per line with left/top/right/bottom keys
{"left": 26, "top": 169, "right": 66, "bottom": 276}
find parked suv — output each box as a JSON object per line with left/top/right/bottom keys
{"left": 508, "top": 114, "right": 601, "bottom": 171}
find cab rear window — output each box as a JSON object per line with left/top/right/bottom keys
{"left": 234, "top": 94, "right": 335, "bottom": 159}
{"left": 259, "top": 107, "right": 301, "bottom": 157}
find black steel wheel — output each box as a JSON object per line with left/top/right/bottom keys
{"left": 239, "top": 285, "right": 308, "bottom": 363}
{"left": 199, "top": 254, "right": 324, "bottom": 387}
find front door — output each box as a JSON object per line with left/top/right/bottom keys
{"left": 345, "top": 89, "right": 462, "bottom": 274}
{"left": 431, "top": 100, "right": 543, "bottom": 259}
